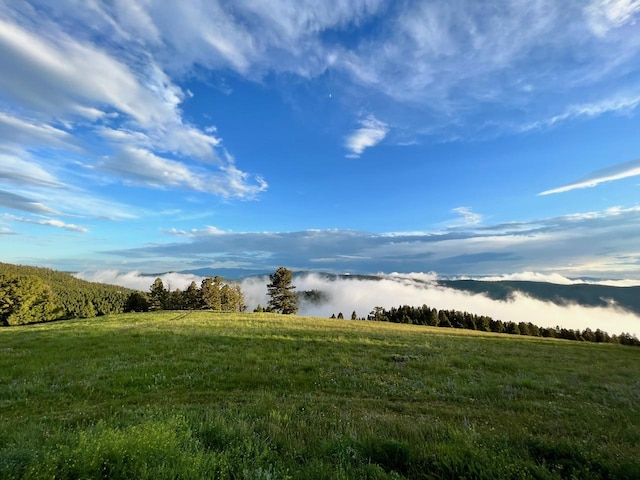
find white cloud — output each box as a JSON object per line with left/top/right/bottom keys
{"left": 455, "top": 271, "right": 640, "bottom": 287}
{"left": 345, "top": 115, "right": 389, "bottom": 157}
{"left": 98, "top": 146, "right": 267, "bottom": 199}
{"left": 540, "top": 158, "right": 640, "bottom": 195}
{"left": 73, "top": 269, "right": 640, "bottom": 336}
{"left": 105, "top": 205, "right": 640, "bottom": 282}
{"left": 451, "top": 207, "right": 482, "bottom": 226}
{"left": 0, "top": 153, "right": 63, "bottom": 188}
{"left": 4, "top": 213, "right": 88, "bottom": 232}
{"left": 3, "top": 0, "right": 640, "bottom": 156}
{"left": 75, "top": 270, "right": 204, "bottom": 292}
{"left": 165, "top": 226, "right": 226, "bottom": 237}
{"left": 0, "top": 11, "right": 265, "bottom": 200}
{"left": 586, "top": 0, "right": 640, "bottom": 36}
{"left": 283, "top": 274, "right": 640, "bottom": 336}
{"left": 0, "top": 112, "right": 71, "bottom": 150}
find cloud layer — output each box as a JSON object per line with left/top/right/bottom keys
{"left": 104, "top": 205, "right": 640, "bottom": 281}
{"left": 76, "top": 270, "right": 640, "bottom": 337}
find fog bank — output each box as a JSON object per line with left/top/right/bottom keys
{"left": 75, "top": 270, "right": 640, "bottom": 336}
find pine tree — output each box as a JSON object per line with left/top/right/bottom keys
{"left": 184, "top": 281, "right": 202, "bottom": 310}
{"left": 149, "top": 278, "right": 169, "bottom": 310}
{"left": 200, "top": 277, "right": 222, "bottom": 310}
{"left": 0, "top": 274, "right": 60, "bottom": 325}
{"left": 267, "top": 267, "right": 298, "bottom": 314}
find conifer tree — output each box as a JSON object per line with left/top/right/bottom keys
{"left": 200, "top": 276, "right": 222, "bottom": 310}
{"left": 149, "top": 278, "right": 168, "bottom": 310}
{"left": 266, "top": 267, "right": 298, "bottom": 314}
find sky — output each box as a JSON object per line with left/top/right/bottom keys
{"left": 2, "top": 0, "right": 640, "bottom": 282}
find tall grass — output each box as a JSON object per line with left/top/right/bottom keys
{"left": 1, "top": 311, "right": 639, "bottom": 478}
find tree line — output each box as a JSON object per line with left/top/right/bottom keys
{"left": 329, "top": 304, "right": 639, "bottom": 346}
{"left": 142, "top": 276, "right": 246, "bottom": 312}
{"left": 0, "top": 263, "right": 298, "bottom": 325}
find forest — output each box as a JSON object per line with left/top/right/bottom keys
{"left": 0, "top": 263, "right": 245, "bottom": 325}
{"left": 0, "top": 262, "right": 136, "bottom": 325}
{"left": 343, "top": 304, "right": 640, "bottom": 347}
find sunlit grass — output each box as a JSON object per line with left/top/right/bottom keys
{"left": 1, "top": 311, "right": 639, "bottom": 478}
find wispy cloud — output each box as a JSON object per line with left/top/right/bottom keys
{"left": 0, "top": 190, "right": 57, "bottom": 214}
{"left": 4, "top": 213, "right": 88, "bottom": 232}
{"left": 3, "top": 1, "right": 640, "bottom": 156}
{"left": 539, "top": 158, "right": 640, "bottom": 195}
{"left": 0, "top": 154, "right": 64, "bottom": 188}
{"left": 165, "top": 226, "right": 226, "bottom": 237}
{"left": 451, "top": 207, "right": 482, "bottom": 226}
{"left": 345, "top": 115, "right": 389, "bottom": 157}
{"left": 586, "top": 0, "right": 640, "bottom": 35}
{"left": 456, "top": 271, "right": 640, "bottom": 287}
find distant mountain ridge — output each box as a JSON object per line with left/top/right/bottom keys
{"left": 241, "top": 270, "right": 640, "bottom": 316}
{"left": 437, "top": 279, "right": 640, "bottom": 315}
{"left": 86, "top": 266, "right": 640, "bottom": 316}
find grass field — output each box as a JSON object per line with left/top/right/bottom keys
{"left": 1, "top": 311, "right": 639, "bottom": 479}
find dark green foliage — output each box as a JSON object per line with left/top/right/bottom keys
{"left": 297, "top": 289, "right": 329, "bottom": 305}
{"left": 200, "top": 276, "right": 222, "bottom": 310}
{"left": 148, "top": 276, "right": 245, "bottom": 313}
{"left": 184, "top": 281, "right": 202, "bottom": 310}
{"left": 364, "top": 304, "right": 640, "bottom": 347}
{"left": 267, "top": 267, "right": 298, "bottom": 314}
{"left": 0, "top": 274, "right": 60, "bottom": 325}
{"left": 148, "top": 278, "right": 169, "bottom": 311}
{"left": 124, "top": 292, "right": 149, "bottom": 312}
{"left": 0, "top": 263, "right": 137, "bottom": 325}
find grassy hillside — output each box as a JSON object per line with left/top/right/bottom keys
{"left": 1, "top": 312, "right": 639, "bottom": 479}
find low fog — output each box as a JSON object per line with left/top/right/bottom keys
{"left": 76, "top": 270, "right": 640, "bottom": 337}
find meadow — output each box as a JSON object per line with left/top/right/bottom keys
{"left": 1, "top": 311, "right": 639, "bottom": 479}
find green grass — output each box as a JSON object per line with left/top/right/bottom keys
{"left": 1, "top": 311, "right": 639, "bottom": 479}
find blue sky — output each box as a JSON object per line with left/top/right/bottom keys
{"left": 2, "top": 0, "right": 640, "bottom": 280}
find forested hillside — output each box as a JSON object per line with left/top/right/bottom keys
{"left": 0, "top": 262, "right": 137, "bottom": 325}
{"left": 439, "top": 279, "right": 640, "bottom": 315}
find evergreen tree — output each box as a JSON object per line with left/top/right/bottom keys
{"left": 351, "top": 310, "right": 357, "bottom": 320}
{"left": 125, "top": 292, "right": 150, "bottom": 312}
{"left": 267, "top": 267, "right": 298, "bottom": 314}
{"left": 184, "top": 281, "right": 202, "bottom": 310}
{"left": 232, "top": 284, "right": 246, "bottom": 312}
{"left": 149, "top": 278, "right": 168, "bottom": 310}
{"left": 200, "top": 277, "right": 222, "bottom": 310}
{"left": 0, "top": 274, "right": 60, "bottom": 325}
{"left": 168, "top": 289, "right": 184, "bottom": 310}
